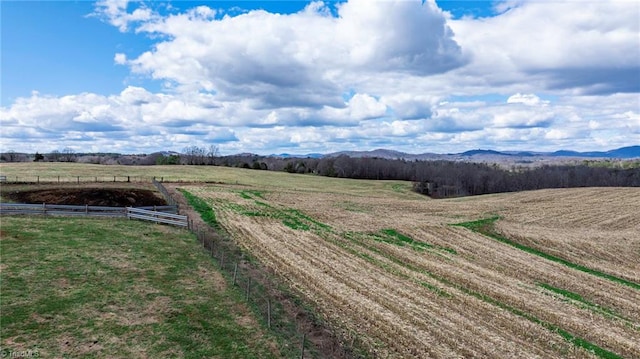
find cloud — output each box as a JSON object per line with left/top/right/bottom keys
{"left": 91, "top": 0, "right": 156, "bottom": 32}
{"left": 2, "top": 0, "right": 639, "bottom": 155}
{"left": 449, "top": 0, "right": 640, "bottom": 95}
{"left": 100, "top": 0, "right": 465, "bottom": 109}
{"left": 506, "top": 93, "right": 548, "bottom": 106}
{"left": 114, "top": 53, "right": 127, "bottom": 65}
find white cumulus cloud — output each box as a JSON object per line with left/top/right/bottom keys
{"left": 2, "top": 0, "right": 639, "bottom": 154}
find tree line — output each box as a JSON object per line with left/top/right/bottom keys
{"left": 272, "top": 156, "right": 640, "bottom": 198}
{"left": 3, "top": 147, "right": 639, "bottom": 198}
{"left": 201, "top": 153, "right": 640, "bottom": 198}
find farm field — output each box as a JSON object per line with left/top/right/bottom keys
{"left": 0, "top": 216, "right": 281, "bottom": 358}
{"left": 173, "top": 183, "right": 640, "bottom": 358}
{"left": 1, "top": 163, "right": 639, "bottom": 358}
{"left": 0, "top": 162, "right": 413, "bottom": 197}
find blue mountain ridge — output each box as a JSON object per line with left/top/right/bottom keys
{"left": 317, "top": 146, "right": 640, "bottom": 160}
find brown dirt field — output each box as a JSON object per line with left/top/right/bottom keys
{"left": 165, "top": 184, "right": 354, "bottom": 359}
{"left": 180, "top": 184, "right": 640, "bottom": 358}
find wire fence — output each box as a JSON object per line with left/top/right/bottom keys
{"left": 0, "top": 175, "right": 150, "bottom": 184}
{"left": 186, "top": 223, "right": 359, "bottom": 358}
{"left": 1, "top": 175, "right": 363, "bottom": 357}
{"left": 152, "top": 177, "right": 177, "bottom": 207}
{"left": 152, "top": 181, "right": 362, "bottom": 359}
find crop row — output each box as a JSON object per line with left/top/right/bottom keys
{"left": 183, "top": 185, "right": 640, "bottom": 358}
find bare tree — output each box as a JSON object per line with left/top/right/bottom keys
{"left": 5, "top": 150, "right": 16, "bottom": 162}
{"left": 61, "top": 147, "right": 77, "bottom": 162}
{"left": 207, "top": 145, "right": 219, "bottom": 165}
{"left": 48, "top": 150, "right": 61, "bottom": 162}
{"left": 182, "top": 145, "right": 208, "bottom": 165}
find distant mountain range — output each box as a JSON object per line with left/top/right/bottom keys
{"left": 268, "top": 146, "right": 640, "bottom": 160}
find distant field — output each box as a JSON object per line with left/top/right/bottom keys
{"left": 0, "top": 162, "right": 413, "bottom": 197}
{"left": 2, "top": 163, "right": 639, "bottom": 358}
{"left": 0, "top": 217, "right": 280, "bottom": 358}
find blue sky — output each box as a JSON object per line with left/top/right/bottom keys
{"left": 1, "top": 0, "right": 639, "bottom": 155}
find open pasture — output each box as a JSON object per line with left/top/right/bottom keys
{"left": 176, "top": 182, "right": 640, "bottom": 358}
{"left": 0, "top": 162, "right": 412, "bottom": 198}
{"left": 2, "top": 163, "right": 639, "bottom": 357}
{"left": 0, "top": 216, "right": 281, "bottom": 358}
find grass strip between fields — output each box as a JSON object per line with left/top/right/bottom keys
{"left": 456, "top": 284, "right": 623, "bottom": 359}
{"left": 341, "top": 227, "right": 623, "bottom": 358}
{"left": 180, "top": 189, "right": 221, "bottom": 230}
{"left": 453, "top": 216, "right": 640, "bottom": 291}
{"left": 538, "top": 283, "right": 636, "bottom": 328}
{"left": 341, "top": 232, "right": 453, "bottom": 298}
{"left": 377, "top": 229, "right": 457, "bottom": 254}
{"left": 226, "top": 192, "right": 334, "bottom": 232}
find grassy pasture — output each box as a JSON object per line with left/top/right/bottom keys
{"left": 2, "top": 162, "right": 639, "bottom": 358}
{"left": 0, "top": 162, "right": 414, "bottom": 198}
{"left": 0, "top": 216, "right": 280, "bottom": 358}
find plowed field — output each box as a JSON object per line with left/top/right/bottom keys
{"left": 176, "top": 184, "right": 640, "bottom": 358}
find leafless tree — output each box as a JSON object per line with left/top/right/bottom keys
{"left": 60, "top": 147, "right": 77, "bottom": 162}
{"left": 182, "top": 145, "right": 208, "bottom": 165}
{"left": 207, "top": 145, "right": 219, "bottom": 165}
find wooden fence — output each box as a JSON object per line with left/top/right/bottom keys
{"left": 0, "top": 202, "right": 182, "bottom": 222}
{"left": 126, "top": 207, "right": 187, "bottom": 227}
{"left": 0, "top": 175, "right": 148, "bottom": 184}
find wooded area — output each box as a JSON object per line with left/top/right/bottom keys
{"left": 3, "top": 150, "right": 639, "bottom": 198}
{"left": 266, "top": 156, "right": 640, "bottom": 198}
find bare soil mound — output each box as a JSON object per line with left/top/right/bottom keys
{"left": 4, "top": 188, "right": 167, "bottom": 207}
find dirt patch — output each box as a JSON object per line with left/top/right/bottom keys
{"left": 3, "top": 188, "right": 167, "bottom": 207}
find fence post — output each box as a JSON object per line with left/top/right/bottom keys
{"left": 267, "top": 298, "right": 271, "bottom": 329}
{"left": 77, "top": 176, "right": 80, "bottom": 184}
{"left": 42, "top": 202, "right": 46, "bottom": 215}
{"left": 233, "top": 262, "right": 238, "bottom": 286}
{"left": 245, "top": 277, "right": 251, "bottom": 301}
{"left": 300, "top": 333, "right": 306, "bottom": 359}
{"left": 127, "top": 176, "right": 130, "bottom": 183}
{"left": 114, "top": 176, "right": 116, "bottom": 182}
{"left": 85, "top": 204, "right": 88, "bottom": 214}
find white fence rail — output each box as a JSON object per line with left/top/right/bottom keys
{"left": 0, "top": 203, "right": 185, "bottom": 226}
{"left": 0, "top": 203, "right": 127, "bottom": 216}
{"left": 126, "top": 207, "right": 188, "bottom": 227}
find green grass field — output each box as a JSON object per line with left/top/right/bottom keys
{"left": 0, "top": 162, "right": 416, "bottom": 198}
{"left": 0, "top": 216, "right": 280, "bottom": 358}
